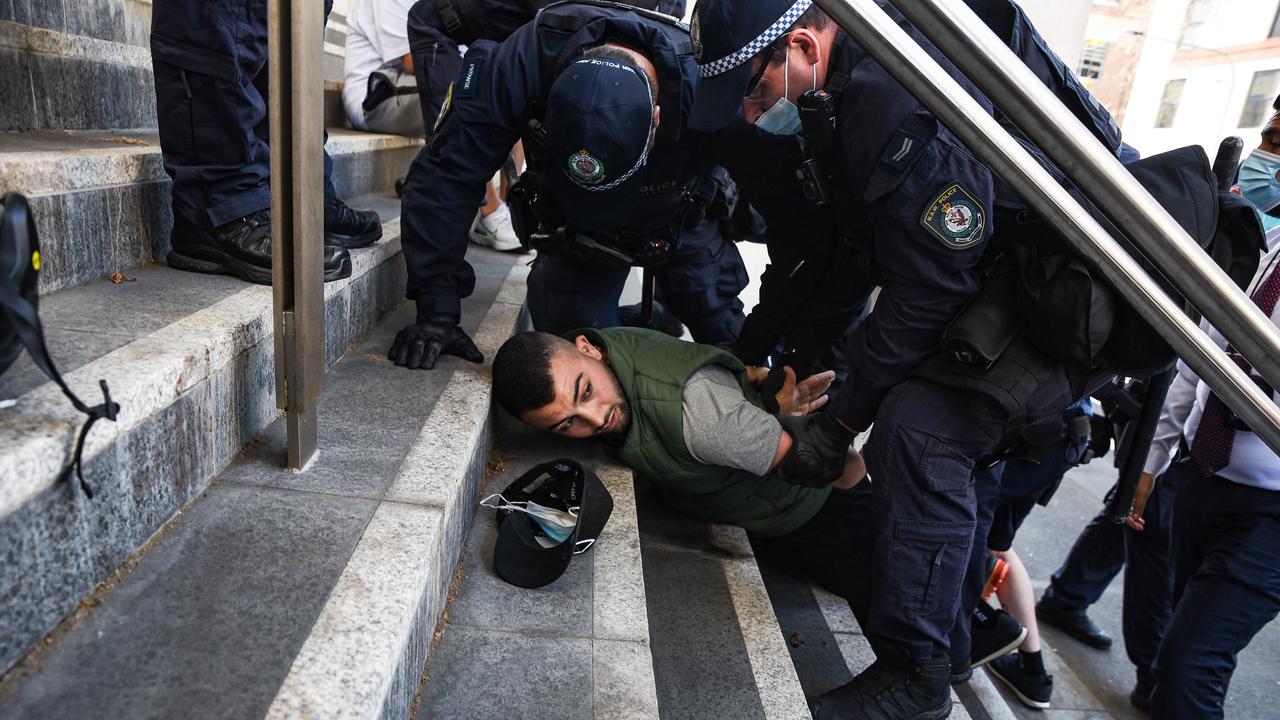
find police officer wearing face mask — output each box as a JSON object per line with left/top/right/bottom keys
{"left": 687, "top": 1, "right": 1135, "bottom": 717}
{"left": 391, "top": 1, "right": 750, "bottom": 370}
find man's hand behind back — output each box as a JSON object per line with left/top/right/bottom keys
{"left": 389, "top": 315, "right": 483, "bottom": 370}
{"left": 774, "top": 368, "right": 835, "bottom": 416}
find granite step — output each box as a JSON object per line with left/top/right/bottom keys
{"left": 0, "top": 193, "right": 490, "bottom": 680}
{"left": 1, "top": 7, "right": 350, "bottom": 131}
{"left": 0, "top": 246, "right": 528, "bottom": 716}
{"left": 0, "top": 128, "right": 421, "bottom": 294}
{"left": 414, "top": 414, "right": 659, "bottom": 720}
{"left": 635, "top": 483, "right": 812, "bottom": 720}
{"left": 755, "top": 549, "right": 1022, "bottom": 720}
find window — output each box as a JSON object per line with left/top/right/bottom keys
{"left": 1154, "top": 79, "right": 1186, "bottom": 128}
{"left": 1239, "top": 70, "right": 1280, "bottom": 128}
{"left": 1077, "top": 42, "right": 1109, "bottom": 80}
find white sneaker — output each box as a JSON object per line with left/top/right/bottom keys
{"left": 469, "top": 203, "right": 523, "bottom": 252}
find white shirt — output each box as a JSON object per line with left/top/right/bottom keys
{"left": 1144, "top": 244, "right": 1280, "bottom": 490}
{"left": 342, "top": 0, "right": 417, "bottom": 130}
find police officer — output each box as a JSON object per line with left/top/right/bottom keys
{"left": 391, "top": 1, "right": 748, "bottom": 369}
{"left": 689, "top": 1, "right": 1126, "bottom": 716}
{"left": 150, "top": 0, "right": 383, "bottom": 285}
{"left": 406, "top": 0, "right": 688, "bottom": 135}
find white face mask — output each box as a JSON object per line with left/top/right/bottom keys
{"left": 481, "top": 494, "right": 579, "bottom": 546}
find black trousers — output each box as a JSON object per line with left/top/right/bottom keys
{"left": 1152, "top": 463, "right": 1280, "bottom": 719}
{"left": 753, "top": 482, "right": 876, "bottom": 634}
{"left": 1041, "top": 476, "right": 1178, "bottom": 689}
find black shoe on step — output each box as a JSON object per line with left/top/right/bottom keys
{"left": 167, "top": 210, "right": 351, "bottom": 285}
{"left": 949, "top": 659, "right": 972, "bottom": 685}
{"left": 988, "top": 652, "right": 1053, "bottom": 709}
{"left": 971, "top": 599, "right": 1028, "bottom": 668}
{"left": 324, "top": 199, "right": 382, "bottom": 249}
{"left": 809, "top": 656, "right": 952, "bottom": 720}
{"left": 1035, "top": 598, "right": 1113, "bottom": 649}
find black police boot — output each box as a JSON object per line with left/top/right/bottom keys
{"left": 970, "top": 599, "right": 1027, "bottom": 668}
{"left": 617, "top": 301, "right": 684, "bottom": 337}
{"left": 168, "top": 209, "right": 351, "bottom": 285}
{"left": 324, "top": 198, "right": 382, "bottom": 249}
{"left": 809, "top": 655, "right": 952, "bottom": 720}
{"left": 1035, "top": 597, "right": 1113, "bottom": 649}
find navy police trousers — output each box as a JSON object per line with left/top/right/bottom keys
{"left": 863, "top": 373, "right": 1073, "bottom": 661}
{"left": 150, "top": 0, "right": 337, "bottom": 229}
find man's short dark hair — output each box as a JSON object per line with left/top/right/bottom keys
{"left": 1272, "top": 93, "right": 1280, "bottom": 112}
{"left": 492, "top": 332, "right": 563, "bottom": 418}
{"left": 766, "top": 7, "right": 833, "bottom": 64}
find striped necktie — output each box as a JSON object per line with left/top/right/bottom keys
{"left": 1190, "top": 265, "right": 1280, "bottom": 478}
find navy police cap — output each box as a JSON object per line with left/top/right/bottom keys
{"left": 545, "top": 54, "right": 656, "bottom": 233}
{"left": 688, "top": 0, "right": 813, "bottom": 131}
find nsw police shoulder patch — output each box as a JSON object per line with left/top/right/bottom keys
{"left": 920, "top": 183, "right": 985, "bottom": 250}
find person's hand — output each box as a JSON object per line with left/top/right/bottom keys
{"left": 745, "top": 365, "right": 769, "bottom": 387}
{"left": 388, "top": 315, "right": 483, "bottom": 370}
{"left": 1126, "top": 472, "right": 1157, "bottom": 531}
{"left": 792, "top": 370, "right": 835, "bottom": 416}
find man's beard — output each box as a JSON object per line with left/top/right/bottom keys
{"left": 598, "top": 400, "right": 632, "bottom": 439}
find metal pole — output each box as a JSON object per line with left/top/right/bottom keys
{"left": 810, "top": 0, "right": 1280, "bottom": 454}
{"left": 887, "top": 0, "right": 1280, "bottom": 396}
{"left": 268, "top": 0, "right": 324, "bottom": 469}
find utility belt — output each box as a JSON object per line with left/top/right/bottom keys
{"left": 509, "top": 119, "right": 726, "bottom": 269}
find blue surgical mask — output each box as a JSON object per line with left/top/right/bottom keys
{"left": 1238, "top": 149, "right": 1280, "bottom": 224}
{"left": 753, "top": 49, "right": 815, "bottom": 137}
{"left": 481, "top": 494, "right": 579, "bottom": 545}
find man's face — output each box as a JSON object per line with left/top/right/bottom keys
{"left": 1260, "top": 110, "right": 1280, "bottom": 154}
{"left": 522, "top": 336, "right": 631, "bottom": 439}
{"left": 742, "top": 29, "right": 822, "bottom": 125}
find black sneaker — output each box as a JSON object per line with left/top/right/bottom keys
{"left": 1036, "top": 597, "right": 1113, "bottom": 649}
{"left": 617, "top": 301, "right": 684, "bottom": 337}
{"left": 324, "top": 199, "right": 382, "bottom": 249}
{"left": 949, "top": 659, "right": 972, "bottom": 685}
{"left": 167, "top": 210, "right": 351, "bottom": 285}
{"left": 971, "top": 599, "right": 1028, "bottom": 668}
{"left": 988, "top": 653, "right": 1053, "bottom": 709}
{"left": 809, "top": 656, "right": 952, "bottom": 720}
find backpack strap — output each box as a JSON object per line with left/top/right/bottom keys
{"left": 0, "top": 193, "right": 119, "bottom": 497}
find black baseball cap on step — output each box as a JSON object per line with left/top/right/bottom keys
{"left": 492, "top": 459, "right": 613, "bottom": 589}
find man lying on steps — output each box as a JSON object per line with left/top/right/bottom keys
{"left": 491, "top": 327, "right": 874, "bottom": 628}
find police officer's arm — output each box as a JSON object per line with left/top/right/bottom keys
{"left": 393, "top": 29, "right": 540, "bottom": 369}
{"left": 830, "top": 140, "right": 996, "bottom": 433}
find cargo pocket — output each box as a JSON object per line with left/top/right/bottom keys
{"left": 889, "top": 520, "right": 973, "bottom": 614}
{"left": 919, "top": 436, "right": 975, "bottom": 493}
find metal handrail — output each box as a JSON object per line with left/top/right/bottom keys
{"left": 811, "top": 0, "right": 1280, "bottom": 454}
{"left": 894, "top": 0, "right": 1280, "bottom": 397}
{"left": 268, "top": 0, "right": 325, "bottom": 469}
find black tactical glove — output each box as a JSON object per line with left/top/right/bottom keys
{"left": 389, "top": 314, "right": 483, "bottom": 370}
{"left": 776, "top": 412, "right": 854, "bottom": 488}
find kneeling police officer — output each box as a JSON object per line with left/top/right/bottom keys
{"left": 689, "top": 0, "right": 1132, "bottom": 717}
{"left": 392, "top": 0, "right": 749, "bottom": 369}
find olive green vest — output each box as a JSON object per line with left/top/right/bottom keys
{"left": 586, "top": 327, "right": 830, "bottom": 537}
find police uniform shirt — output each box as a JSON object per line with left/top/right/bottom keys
{"left": 1145, "top": 246, "right": 1280, "bottom": 491}
{"left": 815, "top": 29, "right": 999, "bottom": 434}
{"left": 342, "top": 0, "right": 419, "bottom": 129}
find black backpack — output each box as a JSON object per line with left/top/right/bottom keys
{"left": 1, "top": 193, "right": 119, "bottom": 496}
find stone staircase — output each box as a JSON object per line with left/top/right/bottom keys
{"left": 0, "top": 2, "right": 1063, "bottom": 719}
